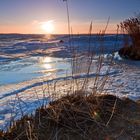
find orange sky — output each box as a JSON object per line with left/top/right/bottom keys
{"left": 1, "top": 0, "right": 139, "bottom": 34}
{"left": 0, "top": 21, "right": 118, "bottom": 34}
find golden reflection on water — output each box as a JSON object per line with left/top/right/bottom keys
{"left": 44, "top": 34, "right": 53, "bottom": 41}
{"left": 40, "top": 57, "right": 52, "bottom": 70}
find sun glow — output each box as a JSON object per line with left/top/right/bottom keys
{"left": 41, "top": 20, "right": 54, "bottom": 34}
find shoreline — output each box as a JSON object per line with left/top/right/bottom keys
{"left": 0, "top": 74, "right": 140, "bottom": 131}
{"left": 1, "top": 93, "right": 140, "bottom": 139}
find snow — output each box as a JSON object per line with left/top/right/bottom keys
{"left": 0, "top": 34, "right": 140, "bottom": 130}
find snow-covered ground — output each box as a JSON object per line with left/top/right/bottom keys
{"left": 0, "top": 34, "right": 140, "bottom": 130}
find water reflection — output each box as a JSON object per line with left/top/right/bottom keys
{"left": 40, "top": 57, "right": 52, "bottom": 70}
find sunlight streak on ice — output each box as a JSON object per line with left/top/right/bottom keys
{"left": 40, "top": 57, "right": 52, "bottom": 70}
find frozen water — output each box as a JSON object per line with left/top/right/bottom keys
{"left": 0, "top": 34, "right": 139, "bottom": 130}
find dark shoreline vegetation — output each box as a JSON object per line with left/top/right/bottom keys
{"left": 0, "top": 93, "right": 140, "bottom": 140}
{"left": 119, "top": 47, "right": 140, "bottom": 60}
{"left": 119, "top": 14, "right": 140, "bottom": 60}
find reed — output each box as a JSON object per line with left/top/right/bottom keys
{"left": 119, "top": 13, "right": 140, "bottom": 60}
{"left": 1, "top": 2, "right": 140, "bottom": 140}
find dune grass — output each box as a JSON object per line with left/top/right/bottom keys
{"left": 0, "top": 2, "right": 140, "bottom": 139}
{"left": 119, "top": 46, "right": 140, "bottom": 60}
{"left": 0, "top": 35, "right": 140, "bottom": 140}
{"left": 0, "top": 27, "right": 140, "bottom": 139}
{"left": 119, "top": 14, "right": 140, "bottom": 60}
{"left": 0, "top": 92, "right": 140, "bottom": 140}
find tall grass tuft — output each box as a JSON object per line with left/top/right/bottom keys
{"left": 120, "top": 13, "right": 140, "bottom": 48}
{"left": 1, "top": 2, "right": 140, "bottom": 140}
{"left": 119, "top": 14, "right": 140, "bottom": 60}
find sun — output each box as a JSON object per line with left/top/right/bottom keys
{"left": 41, "top": 20, "right": 54, "bottom": 34}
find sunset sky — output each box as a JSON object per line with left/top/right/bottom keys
{"left": 0, "top": 0, "right": 140, "bottom": 34}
